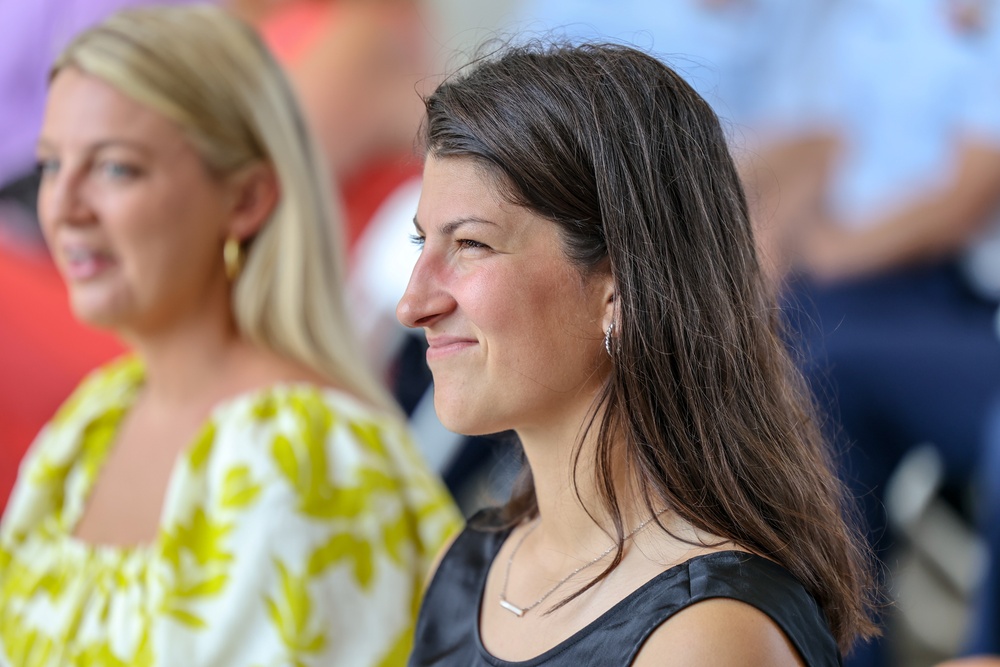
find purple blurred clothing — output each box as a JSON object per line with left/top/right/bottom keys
{"left": 0, "top": 0, "right": 205, "bottom": 187}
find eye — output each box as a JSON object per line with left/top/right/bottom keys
{"left": 35, "top": 158, "right": 60, "bottom": 178}
{"left": 96, "top": 160, "right": 141, "bottom": 180}
{"left": 457, "top": 239, "right": 489, "bottom": 250}
{"left": 408, "top": 233, "right": 425, "bottom": 248}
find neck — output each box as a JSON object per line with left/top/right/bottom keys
{"left": 517, "top": 402, "right": 646, "bottom": 553}
{"left": 120, "top": 287, "right": 269, "bottom": 408}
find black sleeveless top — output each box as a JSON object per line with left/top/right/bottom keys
{"left": 408, "top": 510, "right": 842, "bottom": 667}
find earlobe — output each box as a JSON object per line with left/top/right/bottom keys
{"left": 227, "top": 163, "right": 280, "bottom": 242}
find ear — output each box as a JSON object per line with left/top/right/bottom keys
{"left": 600, "top": 272, "right": 617, "bottom": 333}
{"left": 224, "top": 162, "right": 280, "bottom": 242}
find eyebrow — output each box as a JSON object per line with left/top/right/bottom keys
{"left": 35, "top": 138, "right": 152, "bottom": 156}
{"left": 411, "top": 216, "right": 499, "bottom": 236}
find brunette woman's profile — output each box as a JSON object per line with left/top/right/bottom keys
{"left": 398, "top": 41, "right": 878, "bottom": 666}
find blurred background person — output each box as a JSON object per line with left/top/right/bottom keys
{"left": 231, "top": 0, "right": 431, "bottom": 249}
{"left": 0, "top": 6, "right": 459, "bottom": 666}
{"left": 1, "top": 0, "right": 456, "bottom": 514}
{"left": 768, "top": 1, "right": 1000, "bottom": 666}
{"left": 934, "top": 7, "right": 1000, "bottom": 661}
{"left": 956, "top": 401, "right": 1000, "bottom": 662}
{"left": 0, "top": 0, "right": 207, "bottom": 513}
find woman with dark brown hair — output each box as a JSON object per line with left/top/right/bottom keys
{"left": 397, "top": 41, "right": 878, "bottom": 666}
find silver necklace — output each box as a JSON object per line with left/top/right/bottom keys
{"left": 498, "top": 512, "right": 663, "bottom": 618}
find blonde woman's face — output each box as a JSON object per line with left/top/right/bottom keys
{"left": 37, "top": 68, "right": 234, "bottom": 335}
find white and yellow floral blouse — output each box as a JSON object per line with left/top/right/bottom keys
{"left": 0, "top": 357, "right": 462, "bottom": 667}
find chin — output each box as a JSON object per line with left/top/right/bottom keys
{"left": 433, "top": 394, "right": 499, "bottom": 437}
{"left": 68, "top": 296, "right": 129, "bottom": 331}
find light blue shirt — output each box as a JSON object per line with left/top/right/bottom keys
{"left": 802, "top": 0, "right": 995, "bottom": 224}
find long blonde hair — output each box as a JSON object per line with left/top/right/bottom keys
{"left": 53, "top": 4, "right": 395, "bottom": 412}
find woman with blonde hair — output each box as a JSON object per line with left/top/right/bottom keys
{"left": 0, "top": 5, "right": 460, "bottom": 666}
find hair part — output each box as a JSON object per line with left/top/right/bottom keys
{"left": 53, "top": 4, "right": 395, "bottom": 413}
{"left": 424, "top": 40, "right": 878, "bottom": 652}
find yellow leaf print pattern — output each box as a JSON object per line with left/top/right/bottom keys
{"left": 188, "top": 423, "right": 216, "bottom": 472}
{"left": 159, "top": 507, "right": 234, "bottom": 628}
{"left": 154, "top": 427, "right": 240, "bottom": 630}
{"left": 1, "top": 623, "right": 56, "bottom": 667}
{"left": 221, "top": 465, "right": 262, "bottom": 510}
{"left": 375, "top": 625, "right": 414, "bottom": 667}
{"left": 270, "top": 409, "right": 367, "bottom": 521}
{"left": 264, "top": 560, "right": 327, "bottom": 664}
{"left": 306, "top": 532, "right": 375, "bottom": 589}
{"left": 272, "top": 422, "right": 368, "bottom": 520}
{"left": 72, "top": 629, "right": 154, "bottom": 667}
{"left": 0, "top": 360, "right": 462, "bottom": 667}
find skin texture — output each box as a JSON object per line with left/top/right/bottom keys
{"left": 631, "top": 599, "right": 804, "bottom": 667}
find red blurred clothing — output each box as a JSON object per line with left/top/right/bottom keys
{"left": 258, "top": 0, "right": 423, "bottom": 255}
{"left": 0, "top": 240, "right": 124, "bottom": 511}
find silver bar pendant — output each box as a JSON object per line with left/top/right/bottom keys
{"left": 499, "top": 598, "right": 525, "bottom": 617}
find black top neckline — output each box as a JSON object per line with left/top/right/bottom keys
{"left": 410, "top": 507, "right": 841, "bottom": 666}
{"left": 469, "top": 515, "right": 784, "bottom": 666}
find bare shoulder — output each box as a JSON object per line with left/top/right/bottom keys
{"left": 937, "top": 659, "right": 1000, "bottom": 667}
{"left": 632, "top": 598, "right": 805, "bottom": 667}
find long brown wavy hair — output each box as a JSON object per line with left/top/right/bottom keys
{"left": 423, "top": 41, "right": 878, "bottom": 652}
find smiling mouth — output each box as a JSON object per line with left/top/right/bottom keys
{"left": 425, "top": 337, "right": 478, "bottom": 361}
{"left": 61, "top": 246, "right": 115, "bottom": 281}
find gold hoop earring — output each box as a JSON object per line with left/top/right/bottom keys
{"left": 223, "top": 237, "right": 244, "bottom": 281}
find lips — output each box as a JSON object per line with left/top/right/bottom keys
{"left": 425, "top": 334, "right": 478, "bottom": 361}
{"left": 59, "top": 244, "right": 116, "bottom": 281}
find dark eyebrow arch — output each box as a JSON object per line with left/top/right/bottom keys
{"left": 412, "top": 216, "right": 499, "bottom": 237}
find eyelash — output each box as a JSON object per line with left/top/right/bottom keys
{"left": 35, "top": 159, "right": 59, "bottom": 177}
{"left": 34, "top": 158, "right": 141, "bottom": 181}
{"left": 408, "top": 235, "right": 491, "bottom": 252}
{"left": 97, "top": 160, "right": 140, "bottom": 180}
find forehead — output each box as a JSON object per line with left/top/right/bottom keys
{"left": 42, "top": 68, "right": 186, "bottom": 151}
{"left": 416, "top": 156, "right": 517, "bottom": 226}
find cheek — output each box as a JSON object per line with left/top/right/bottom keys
{"left": 457, "top": 265, "right": 537, "bottom": 349}
{"left": 36, "top": 186, "right": 63, "bottom": 248}
{"left": 469, "top": 265, "right": 599, "bottom": 367}
{"left": 116, "top": 190, "right": 221, "bottom": 265}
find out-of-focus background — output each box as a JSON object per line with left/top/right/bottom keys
{"left": 3, "top": 1, "right": 1000, "bottom": 666}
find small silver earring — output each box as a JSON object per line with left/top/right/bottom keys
{"left": 604, "top": 322, "right": 614, "bottom": 357}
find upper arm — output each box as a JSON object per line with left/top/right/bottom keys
{"left": 176, "top": 391, "right": 460, "bottom": 666}
{"left": 947, "top": 141, "right": 1000, "bottom": 234}
{"left": 631, "top": 598, "right": 806, "bottom": 667}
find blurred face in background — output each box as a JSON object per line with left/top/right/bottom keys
{"left": 36, "top": 68, "right": 234, "bottom": 336}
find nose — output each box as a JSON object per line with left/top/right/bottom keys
{"left": 396, "top": 251, "right": 455, "bottom": 329}
{"left": 38, "top": 163, "right": 92, "bottom": 230}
